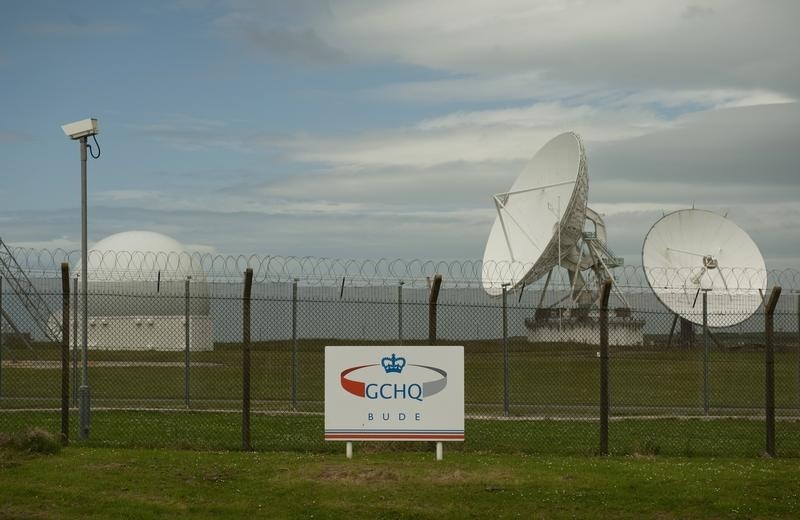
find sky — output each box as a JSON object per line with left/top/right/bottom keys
{"left": 1, "top": 0, "right": 799, "bottom": 268}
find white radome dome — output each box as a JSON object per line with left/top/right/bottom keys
{"left": 66, "top": 231, "right": 213, "bottom": 350}
{"left": 76, "top": 230, "right": 209, "bottom": 316}
{"left": 93, "top": 230, "right": 185, "bottom": 255}
{"left": 77, "top": 230, "right": 203, "bottom": 281}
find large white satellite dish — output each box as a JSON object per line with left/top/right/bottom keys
{"left": 480, "top": 131, "right": 641, "bottom": 346}
{"left": 642, "top": 209, "right": 767, "bottom": 327}
{"left": 481, "top": 132, "right": 589, "bottom": 296}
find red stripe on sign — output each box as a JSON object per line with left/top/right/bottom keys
{"left": 325, "top": 434, "right": 464, "bottom": 440}
{"left": 339, "top": 364, "right": 375, "bottom": 397}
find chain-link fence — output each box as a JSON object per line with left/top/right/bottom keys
{"left": 1, "top": 249, "right": 799, "bottom": 456}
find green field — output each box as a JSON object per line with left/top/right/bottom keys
{"left": 2, "top": 408, "right": 800, "bottom": 458}
{"left": 2, "top": 340, "right": 799, "bottom": 414}
{"left": 2, "top": 446, "right": 800, "bottom": 519}
{"left": 2, "top": 340, "right": 800, "bottom": 456}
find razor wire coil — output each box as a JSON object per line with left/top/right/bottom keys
{"left": 4, "top": 245, "right": 799, "bottom": 291}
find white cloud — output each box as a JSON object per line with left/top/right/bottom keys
{"left": 621, "top": 88, "right": 794, "bottom": 110}
{"left": 248, "top": 162, "right": 516, "bottom": 208}
{"left": 317, "top": 0, "right": 799, "bottom": 96}
{"left": 323, "top": 0, "right": 672, "bottom": 67}
{"left": 206, "top": 1, "right": 799, "bottom": 105}
{"left": 375, "top": 73, "right": 794, "bottom": 109}
{"left": 372, "top": 71, "right": 587, "bottom": 103}
{"left": 267, "top": 101, "right": 674, "bottom": 168}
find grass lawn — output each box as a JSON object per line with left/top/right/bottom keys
{"left": 2, "top": 447, "right": 800, "bottom": 519}
{"left": 3, "top": 341, "right": 799, "bottom": 415}
{"left": 2, "top": 411, "right": 800, "bottom": 457}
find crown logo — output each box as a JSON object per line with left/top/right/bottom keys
{"left": 381, "top": 353, "right": 406, "bottom": 374}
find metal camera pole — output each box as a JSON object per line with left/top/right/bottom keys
{"left": 62, "top": 118, "right": 99, "bottom": 439}
{"left": 79, "top": 135, "right": 91, "bottom": 439}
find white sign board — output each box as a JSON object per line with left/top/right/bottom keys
{"left": 325, "top": 346, "right": 464, "bottom": 441}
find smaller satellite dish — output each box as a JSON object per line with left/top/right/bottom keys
{"left": 642, "top": 209, "right": 767, "bottom": 327}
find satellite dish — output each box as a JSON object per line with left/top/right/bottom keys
{"left": 481, "top": 132, "right": 589, "bottom": 296}
{"left": 642, "top": 209, "right": 767, "bottom": 327}
{"left": 480, "top": 131, "right": 642, "bottom": 346}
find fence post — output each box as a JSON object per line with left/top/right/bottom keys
{"left": 60, "top": 263, "right": 70, "bottom": 445}
{"left": 292, "top": 278, "right": 298, "bottom": 411}
{"left": 72, "top": 276, "right": 78, "bottom": 407}
{"left": 184, "top": 276, "right": 191, "bottom": 408}
{"left": 703, "top": 290, "right": 709, "bottom": 415}
{"left": 765, "top": 286, "right": 781, "bottom": 457}
{"left": 398, "top": 282, "right": 404, "bottom": 345}
{"left": 242, "top": 268, "right": 253, "bottom": 451}
{"left": 428, "top": 274, "right": 442, "bottom": 345}
{"left": 599, "top": 281, "right": 611, "bottom": 456}
{"left": 502, "top": 284, "right": 509, "bottom": 416}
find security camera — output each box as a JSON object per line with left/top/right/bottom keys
{"left": 61, "top": 118, "right": 99, "bottom": 140}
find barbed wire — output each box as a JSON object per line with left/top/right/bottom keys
{"left": 4, "top": 245, "right": 799, "bottom": 290}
